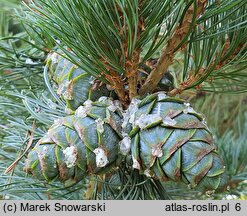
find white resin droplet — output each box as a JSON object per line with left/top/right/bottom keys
{"left": 225, "top": 194, "right": 237, "bottom": 200}
{"left": 183, "top": 106, "right": 197, "bottom": 114}
{"left": 122, "top": 98, "right": 140, "bottom": 128}
{"left": 184, "top": 102, "right": 190, "bottom": 107}
{"left": 57, "top": 80, "right": 70, "bottom": 97}
{"left": 158, "top": 92, "right": 167, "bottom": 100}
{"left": 119, "top": 136, "right": 131, "bottom": 155}
{"left": 95, "top": 118, "right": 104, "bottom": 134}
{"left": 75, "top": 100, "right": 93, "bottom": 118}
{"left": 75, "top": 106, "right": 87, "bottom": 118}
{"left": 98, "top": 97, "right": 121, "bottom": 112}
{"left": 37, "top": 145, "right": 48, "bottom": 160}
{"left": 162, "top": 116, "right": 177, "bottom": 126}
{"left": 151, "top": 146, "right": 163, "bottom": 157}
{"left": 62, "top": 90, "right": 73, "bottom": 100}
{"left": 202, "top": 119, "right": 207, "bottom": 125}
{"left": 205, "top": 190, "right": 215, "bottom": 197}
{"left": 4, "top": 195, "right": 10, "bottom": 200}
{"left": 134, "top": 114, "right": 162, "bottom": 129}
{"left": 62, "top": 146, "right": 77, "bottom": 168}
{"left": 65, "top": 107, "right": 73, "bottom": 115}
{"left": 89, "top": 76, "right": 95, "bottom": 85}
{"left": 93, "top": 148, "right": 109, "bottom": 167}
{"left": 183, "top": 108, "right": 189, "bottom": 114}
{"left": 55, "top": 39, "right": 61, "bottom": 44}
{"left": 98, "top": 96, "right": 108, "bottom": 103}
{"left": 129, "top": 113, "right": 136, "bottom": 125}
{"left": 144, "top": 169, "right": 152, "bottom": 178}
{"left": 132, "top": 156, "right": 140, "bottom": 170}
{"left": 83, "top": 99, "right": 93, "bottom": 107}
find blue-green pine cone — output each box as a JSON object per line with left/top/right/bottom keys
{"left": 24, "top": 99, "right": 123, "bottom": 184}
{"left": 121, "top": 92, "right": 226, "bottom": 191}
{"left": 46, "top": 53, "right": 114, "bottom": 111}
{"left": 24, "top": 92, "right": 226, "bottom": 192}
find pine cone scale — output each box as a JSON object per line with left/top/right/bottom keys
{"left": 181, "top": 141, "right": 216, "bottom": 172}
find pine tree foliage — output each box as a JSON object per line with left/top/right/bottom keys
{"left": 25, "top": 0, "right": 247, "bottom": 101}
{"left": 0, "top": 0, "right": 246, "bottom": 200}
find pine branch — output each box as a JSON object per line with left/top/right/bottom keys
{"left": 169, "top": 42, "right": 246, "bottom": 96}
{"left": 168, "top": 1, "right": 247, "bottom": 96}
{"left": 139, "top": 0, "right": 208, "bottom": 95}
{"left": 106, "top": 1, "right": 144, "bottom": 101}
{"left": 4, "top": 121, "right": 35, "bottom": 174}
{"left": 24, "top": 0, "right": 186, "bottom": 104}
{"left": 126, "top": 22, "right": 143, "bottom": 100}
{"left": 104, "top": 69, "right": 128, "bottom": 104}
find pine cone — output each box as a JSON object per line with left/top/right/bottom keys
{"left": 47, "top": 53, "right": 113, "bottom": 110}
{"left": 24, "top": 99, "right": 123, "bottom": 184}
{"left": 121, "top": 92, "right": 226, "bottom": 191}
{"left": 24, "top": 92, "right": 226, "bottom": 191}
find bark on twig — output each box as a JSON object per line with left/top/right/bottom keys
{"left": 139, "top": 0, "right": 208, "bottom": 96}
{"left": 126, "top": 49, "right": 142, "bottom": 100}
{"left": 125, "top": 15, "right": 144, "bottom": 100}
{"left": 109, "top": 4, "right": 145, "bottom": 102}
{"left": 104, "top": 70, "right": 128, "bottom": 104}
{"left": 168, "top": 40, "right": 244, "bottom": 97}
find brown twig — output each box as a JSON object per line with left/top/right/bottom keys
{"left": 126, "top": 49, "right": 141, "bottom": 100}
{"left": 103, "top": 70, "right": 128, "bottom": 104}
{"left": 168, "top": 40, "right": 244, "bottom": 97}
{"left": 125, "top": 12, "right": 144, "bottom": 100}
{"left": 96, "top": 4, "right": 143, "bottom": 104}
{"left": 139, "top": 0, "right": 208, "bottom": 96}
{"left": 127, "top": 14, "right": 145, "bottom": 100}
{"left": 114, "top": 4, "right": 144, "bottom": 101}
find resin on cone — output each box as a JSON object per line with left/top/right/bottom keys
{"left": 24, "top": 98, "right": 123, "bottom": 185}
{"left": 47, "top": 53, "right": 113, "bottom": 111}
{"left": 121, "top": 92, "right": 226, "bottom": 191}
